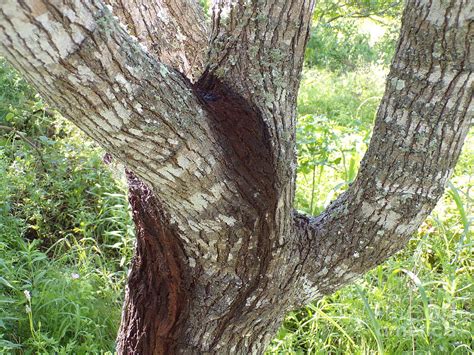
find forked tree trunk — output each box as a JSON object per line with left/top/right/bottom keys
{"left": 0, "top": 0, "right": 472, "bottom": 353}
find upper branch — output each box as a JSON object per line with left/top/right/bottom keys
{"left": 293, "top": 0, "right": 473, "bottom": 304}
{"left": 0, "top": 0, "right": 222, "bottom": 224}
{"left": 103, "top": 0, "right": 209, "bottom": 80}
{"left": 206, "top": 0, "right": 315, "bottom": 186}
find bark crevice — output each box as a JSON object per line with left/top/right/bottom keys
{"left": 117, "top": 171, "right": 191, "bottom": 354}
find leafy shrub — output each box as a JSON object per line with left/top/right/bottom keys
{"left": 306, "top": 20, "right": 376, "bottom": 70}
{"left": 0, "top": 60, "right": 134, "bottom": 352}
{"left": 305, "top": 0, "right": 402, "bottom": 71}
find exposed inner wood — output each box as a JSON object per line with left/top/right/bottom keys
{"left": 117, "top": 171, "right": 190, "bottom": 354}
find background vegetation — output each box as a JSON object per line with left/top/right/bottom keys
{"left": 0, "top": 1, "right": 472, "bottom": 353}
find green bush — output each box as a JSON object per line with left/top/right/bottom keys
{"left": 305, "top": 0, "right": 402, "bottom": 71}
{"left": 0, "top": 60, "right": 134, "bottom": 352}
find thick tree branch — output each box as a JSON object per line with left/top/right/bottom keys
{"left": 294, "top": 0, "right": 473, "bottom": 304}
{"left": 208, "top": 0, "right": 315, "bottom": 187}
{"left": 104, "top": 0, "right": 209, "bottom": 80}
{"left": 0, "top": 0, "right": 225, "bottom": 226}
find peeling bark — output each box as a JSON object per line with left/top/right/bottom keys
{"left": 0, "top": 0, "right": 472, "bottom": 353}
{"left": 118, "top": 171, "right": 190, "bottom": 354}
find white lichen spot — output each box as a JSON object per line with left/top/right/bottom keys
{"left": 395, "top": 223, "right": 411, "bottom": 235}
{"left": 118, "top": 21, "right": 129, "bottom": 32}
{"left": 63, "top": 8, "right": 76, "bottom": 22}
{"left": 193, "top": 170, "right": 203, "bottom": 178}
{"left": 210, "top": 182, "right": 226, "bottom": 200}
{"left": 138, "top": 42, "right": 149, "bottom": 53}
{"left": 99, "top": 108, "right": 122, "bottom": 130}
{"left": 77, "top": 65, "right": 95, "bottom": 82}
{"left": 341, "top": 272, "right": 358, "bottom": 281}
{"left": 187, "top": 220, "right": 201, "bottom": 232}
{"left": 133, "top": 103, "right": 143, "bottom": 113}
{"left": 301, "top": 275, "right": 322, "bottom": 301}
{"left": 104, "top": 88, "right": 115, "bottom": 100}
{"left": 425, "top": 0, "right": 445, "bottom": 26}
{"left": 428, "top": 67, "right": 442, "bottom": 83}
{"left": 155, "top": 5, "right": 171, "bottom": 24}
{"left": 158, "top": 164, "right": 184, "bottom": 180}
{"left": 188, "top": 257, "right": 196, "bottom": 268}
{"left": 256, "top": 298, "right": 269, "bottom": 308}
{"left": 104, "top": 4, "right": 114, "bottom": 13}
{"left": 396, "top": 79, "right": 405, "bottom": 90}
{"left": 361, "top": 201, "right": 376, "bottom": 218}
{"left": 390, "top": 77, "right": 405, "bottom": 91}
{"left": 324, "top": 255, "right": 332, "bottom": 265}
{"left": 129, "top": 128, "right": 141, "bottom": 136}
{"left": 112, "top": 102, "right": 130, "bottom": 125}
{"left": 353, "top": 252, "right": 360, "bottom": 258}
{"left": 245, "top": 295, "right": 257, "bottom": 307}
{"left": 177, "top": 155, "right": 191, "bottom": 169}
{"left": 115, "top": 74, "right": 133, "bottom": 93}
{"left": 384, "top": 210, "right": 401, "bottom": 229}
{"left": 316, "top": 267, "right": 328, "bottom": 276}
{"left": 35, "top": 12, "right": 77, "bottom": 60}
{"left": 159, "top": 64, "right": 169, "bottom": 77}
{"left": 189, "top": 192, "right": 210, "bottom": 211}
{"left": 218, "top": 214, "right": 237, "bottom": 226}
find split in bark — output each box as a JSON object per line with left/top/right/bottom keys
{"left": 117, "top": 171, "right": 190, "bottom": 354}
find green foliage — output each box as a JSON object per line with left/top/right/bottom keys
{"left": 313, "top": 0, "right": 403, "bottom": 23}
{"left": 305, "top": 19, "right": 400, "bottom": 70}
{"left": 0, "top": 59, "right": 134, "bottom": 352}
{"left": 0, "top": 237, "right": 123, "bottom": 353}
{"left": 295, "top": 67, "right": 384, "bottom": 214}
{"left": 305, "top": 0, "right": 401, "bottom": 70}
{"left": 298, "top": 67, "right": 386, "bottom": 129}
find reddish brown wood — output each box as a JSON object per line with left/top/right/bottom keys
{"left": 117, "top": 171, "right": 190, "bottom": 354}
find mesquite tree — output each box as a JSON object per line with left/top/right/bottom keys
{"left": 0, "top": 0, "right": 472, "bottom": 353}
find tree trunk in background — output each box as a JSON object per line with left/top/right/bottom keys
{"left": 0, "top": 0, "right": 472, "bottom": 353}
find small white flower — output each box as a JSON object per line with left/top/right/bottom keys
{"left": 25, "top": 305, "right": 31, "bottom": 313}
{"left": 71, "top": 273, "right": 80, "bottom": 279}
{"left": 24, "top": 290, "right": 31, "bottom": 301}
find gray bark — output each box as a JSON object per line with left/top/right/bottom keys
{"left": 0, "top": 0, "right": 472, "bottom": 353}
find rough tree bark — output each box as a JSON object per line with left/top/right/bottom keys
{"left": 0, "top": 0, "right": 472, "bottom": 353}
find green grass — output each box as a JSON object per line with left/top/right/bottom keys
{"left": 0, "top": 35, "right": 473, "bottom": 354}
{"left": 0, "top": 60, "right": 133, "bottom": 352}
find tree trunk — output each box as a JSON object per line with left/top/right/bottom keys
{"left": 0, "top": 0, "right": 472, "bottom": 353}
